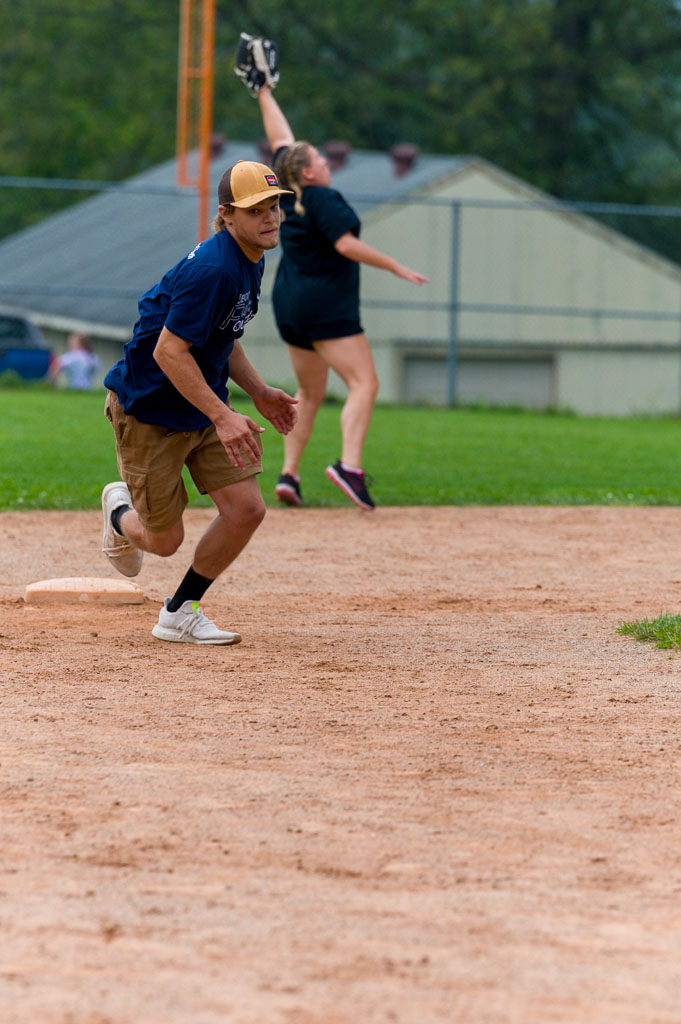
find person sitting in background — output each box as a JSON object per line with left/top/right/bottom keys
{"left": 50, "top": 332, "right": 101, "bottom": 390}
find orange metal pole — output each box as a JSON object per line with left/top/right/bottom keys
{"left": 176, "top": 0, "right": 192, "bottom": 187}
{"left": 197, "top": 0, "right": 216, "bottom": 240}
{"left": 176, "top": 0, "right": 216, "bottom": 240}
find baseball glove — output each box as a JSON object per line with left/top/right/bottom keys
{"left": 234, "top": 32, "right": 279, "bottom": 97}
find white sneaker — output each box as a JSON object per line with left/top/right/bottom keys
{"left": 101, "top": 481, "right": 143, "bottom": 577}
{"left": 151, "top": 599, "right": 242, "bottom": 645}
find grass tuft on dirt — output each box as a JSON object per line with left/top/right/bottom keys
{"left": 617, "top": 613, "right": 681, "bottom": 649}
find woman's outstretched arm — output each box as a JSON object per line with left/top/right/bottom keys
{"left": 257, "top": 86, "right": 295, "bottom": 151}
{"left": 334, "top": 233, "right": 429, "bottom": 284}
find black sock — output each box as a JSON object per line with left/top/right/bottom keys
{"left": 111, "top": 504, "right": 131, "bottom": 537}
{"left": 167, "top": 567, "right": 214, "bottom": 612}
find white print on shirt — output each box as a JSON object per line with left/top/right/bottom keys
{"left": 186, "top": 242, "right": 204, "bottom": 260}
{"left": 219, "top": 292, "right": 255, "bottom": 334}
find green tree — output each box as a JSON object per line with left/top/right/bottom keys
{"left": 0, "top": 0, "right": 178, "bottom": 235}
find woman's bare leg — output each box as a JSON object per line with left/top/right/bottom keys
{"left": 314, "top": 333, "right": 378, "bottom": 469}
{"left": 281, "top": 345, "right": 329, "bottom": 476}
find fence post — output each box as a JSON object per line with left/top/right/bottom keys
{"left": 447, "top": 201, "right": 461, "bottom": 407}
{"left": 678, "top": 285, "right": 681, "bottom": 414}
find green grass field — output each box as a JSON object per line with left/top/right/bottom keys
{"left": 2, "top": 387, "right": 681, "bottom": 511}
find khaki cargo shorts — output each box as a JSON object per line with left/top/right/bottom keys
{"left": 104, "top": 390, "right": 263, "bottom": 532}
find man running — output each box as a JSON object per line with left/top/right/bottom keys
{"left": 101, "top": 160, "right": 297, "bottom": 644}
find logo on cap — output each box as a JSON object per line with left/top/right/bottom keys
{"left": 264, "top": 174, "right": 277, "bottom": 186}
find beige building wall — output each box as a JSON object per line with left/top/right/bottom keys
{"left": 361, "top": 162, "right": 681, "bottom": 348}
{"left": 347, "top": 162, "right": 681, "bottom": 413}
{"left": 556, "top": 349, "right": 681, "bottom": 417}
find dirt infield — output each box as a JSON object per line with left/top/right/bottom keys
{"left": 2, "top": 505, "right": 681, "bottom": 1024}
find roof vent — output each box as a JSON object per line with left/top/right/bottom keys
{"left": 323, "top": 140, "right": 352, "bottom": 171}
{"left": 390, "top": 143, "right": 420, "bottom": 176}
{"left": 258, "top": 138, "right": 274, "bottom": 166}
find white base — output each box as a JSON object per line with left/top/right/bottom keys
{"left": 25, "top": 576, "right": 144, "bottom": 605}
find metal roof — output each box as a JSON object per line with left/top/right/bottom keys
{"left": 0, "top": 142, "right": 469, "bottom": 335}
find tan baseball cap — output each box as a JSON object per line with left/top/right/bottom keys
{"left": 218, "top": 160, "right": 292, "bottom": 209}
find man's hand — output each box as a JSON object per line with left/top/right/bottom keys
{"left": 252, "top": 386, "right": 298, "bottom": 435}
{"left": 214, "top": 407, "right": 265, "bottom": 469}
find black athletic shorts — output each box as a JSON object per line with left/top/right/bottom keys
{"left": 278, "top": 318, "right": 364, "bottom": 351}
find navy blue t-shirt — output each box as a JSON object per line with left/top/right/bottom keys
{"left": 271, "top": 150, "right": 361, "bottom": 330}
{"left": 104, "top": 230, "right": 263, "bottom": 430}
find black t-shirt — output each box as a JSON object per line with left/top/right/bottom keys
{"left": 272, "top": 150, "right": 361, "bottom": 329}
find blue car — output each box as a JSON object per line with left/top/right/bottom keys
{"left": 0, "top": 312, "right": 54, "bottom": 380}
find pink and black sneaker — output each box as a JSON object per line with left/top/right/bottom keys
{"left": 275, "top": 473, "right": 303, "bottom": 507}
{"left": 325, "top": 460, "right": 375, "bottom": 510}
